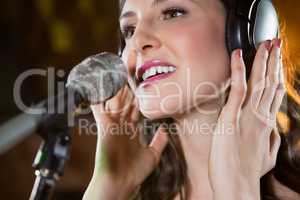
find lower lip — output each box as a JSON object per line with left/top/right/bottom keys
{"left": 139, "top": 72, "right": 175, "bottom": 88}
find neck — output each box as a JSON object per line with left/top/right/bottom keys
{"left": 173, "top": 98, "right": 222, "bottom": 199}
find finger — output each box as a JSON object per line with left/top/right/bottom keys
{"left": 90, "top": 103, "right": 107, "bottom": 124}
{"left": 143, "top": 125, "right": 169, "bottom": 170}
{"left": 270, "top": 50, "right": 286, "bottom": 116}
{"left": 245, "top": 40, "right": 271, "bottom": 109}
{"left": 269, "top": 127, "right": 281, "bottom": 167}
{"left": 261, "top": 126, "right": 280, "bottom": 176}
{"left": 224, "top": 49, "right": 247, "bottom": 120}
{"left": 130, "top": 97, "right": 141, "bottom": 123}
{"left": 90, "top": 103, "right": 112, "bottom": 138}
{"left": 120, "top": 85, "right": 136, "bottom": 118}
{"left": 270, "top": 84, "right": 286, "bottom": 117}
{"left": 90, "top": 85, "right": 133, "bottom": 126}
{"left": 259, "top": 39, "right": 281, "bottom": 115}
{"left": 106, "top": 84, "right": 134, "bottom": 118}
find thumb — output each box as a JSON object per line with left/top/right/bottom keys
{"left": 143, "top": 125, "right": 169, "bottom": 171}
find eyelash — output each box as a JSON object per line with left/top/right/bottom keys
{"left": 121, "top": 7, "right": 187, "bottom": 40}
{"left": 161, "top": 7, "right": 187, "bottom": 20}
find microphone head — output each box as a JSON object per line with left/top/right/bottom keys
{"left": 66, "top": 52, "right": 128, "bottom": 104}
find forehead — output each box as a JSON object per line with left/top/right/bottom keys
{"left": 121, "top": 0, "right": 204, "bottom": 10}
{"left": 120, "top": 0, "right": 231, "bottom": 11}
{"left": 120, "top": 0, "right": 204, "bottom": 18}
{"left": 121, "top": 0, "right": 172, "bottom": 11}
{"left": 118, "top": 0, "right": 228, "bottom": 27}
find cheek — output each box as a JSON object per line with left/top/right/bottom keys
{"left": 162, "top": 21, "right": 230, "bottom": 110}
{"left": 122, "top": 45, "right": 135, "bottom": 75}
{"left": 172, "top": 21, "right": 230, "bottom": 87}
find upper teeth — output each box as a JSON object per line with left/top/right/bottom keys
{"left": 142, "top": 66, "right": 176, "bottom": 81}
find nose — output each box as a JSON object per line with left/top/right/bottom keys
{"left": 132, "top": 23, "right": 161, "bottom": 55}
{"left": 122, "top": 23, "right": 161, "bottom": 83}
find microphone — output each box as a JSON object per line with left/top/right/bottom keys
{"left": 0, "top": 52, "right": 128, "bottom": 155}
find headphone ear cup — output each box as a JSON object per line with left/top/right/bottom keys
{"left": 225, "top": 0, "right": 279, "bottom": 80}
{"left": 225, "top": 11, "right": 240, "bottom": 56}
{"left": 226, "top": 11, "right": 253, "bottom": 80}
{"left": 249, "top": 0, "right": 279, "bottom": 49}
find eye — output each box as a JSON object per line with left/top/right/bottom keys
{"left": 121, "top": 25, "right": 136, "bottom": 40}
{"left": 161, "top": 7, "right": 187, "bottom": 20}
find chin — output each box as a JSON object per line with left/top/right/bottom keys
{"left": 138, "top": 97, "right": 186, "bottom": 120}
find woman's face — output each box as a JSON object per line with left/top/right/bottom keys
{"left": 120, "top": 0, "right": 230, "bottom": 120}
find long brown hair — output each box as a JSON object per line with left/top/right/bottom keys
{"left": 118, "top": 0, "right": 300, "bottom": 199}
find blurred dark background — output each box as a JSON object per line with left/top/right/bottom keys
{"left": 0, "top": 0, "right": 299, "bottom": 199}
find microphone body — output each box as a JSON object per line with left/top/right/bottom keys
{"left": 0, "top": 52, "right": 127, "bottom": 154}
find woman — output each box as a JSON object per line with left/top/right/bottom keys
{"left": 83, "top": 0, "right": 300, "bottom": 199}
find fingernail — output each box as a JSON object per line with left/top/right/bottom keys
{"left": 265, "top": 40, "right": 272, "bottom": 51}
{"left": 275, "top": 38, "right": 282, "bottom": 48}
{"left": 236, "top": 49, "right": 243, "bottom": 59}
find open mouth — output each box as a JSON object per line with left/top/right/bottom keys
{"left": 139, "top": 65, "right": 176, "bottom": 83}
{"left": 136, "top": 59, "right": 177, "bottom": 86}
{"left": 141, "top": 66, "right": 176, "bottom": 80}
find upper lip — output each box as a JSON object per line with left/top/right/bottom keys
{"left": 136, "top": 59, "right": 176, "bottom": 83}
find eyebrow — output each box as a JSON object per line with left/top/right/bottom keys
{"left": 119, "top": 0, "right": 170, "bottom": 20}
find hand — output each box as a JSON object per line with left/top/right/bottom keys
{"left": 83, "top": 84, "right": 169, "bottom": 200}
{"left": 209, "top": 39, "right": 285, "bottom": 199}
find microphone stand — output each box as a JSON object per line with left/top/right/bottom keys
{"left": 29, "top": 130, "right": 71, "bottom": 200}
{"left": 0, "top": 52, "right": 126, "bottom": 200}
{"left": 28, "top": 88, "right": 82, "bottom": 200}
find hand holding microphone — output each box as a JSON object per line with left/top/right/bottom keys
{"left": 0, "top": 51, "right": 170, "bottom": 200}
{"left": 82, "top": 58, "right": 169, "bottom": 199}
